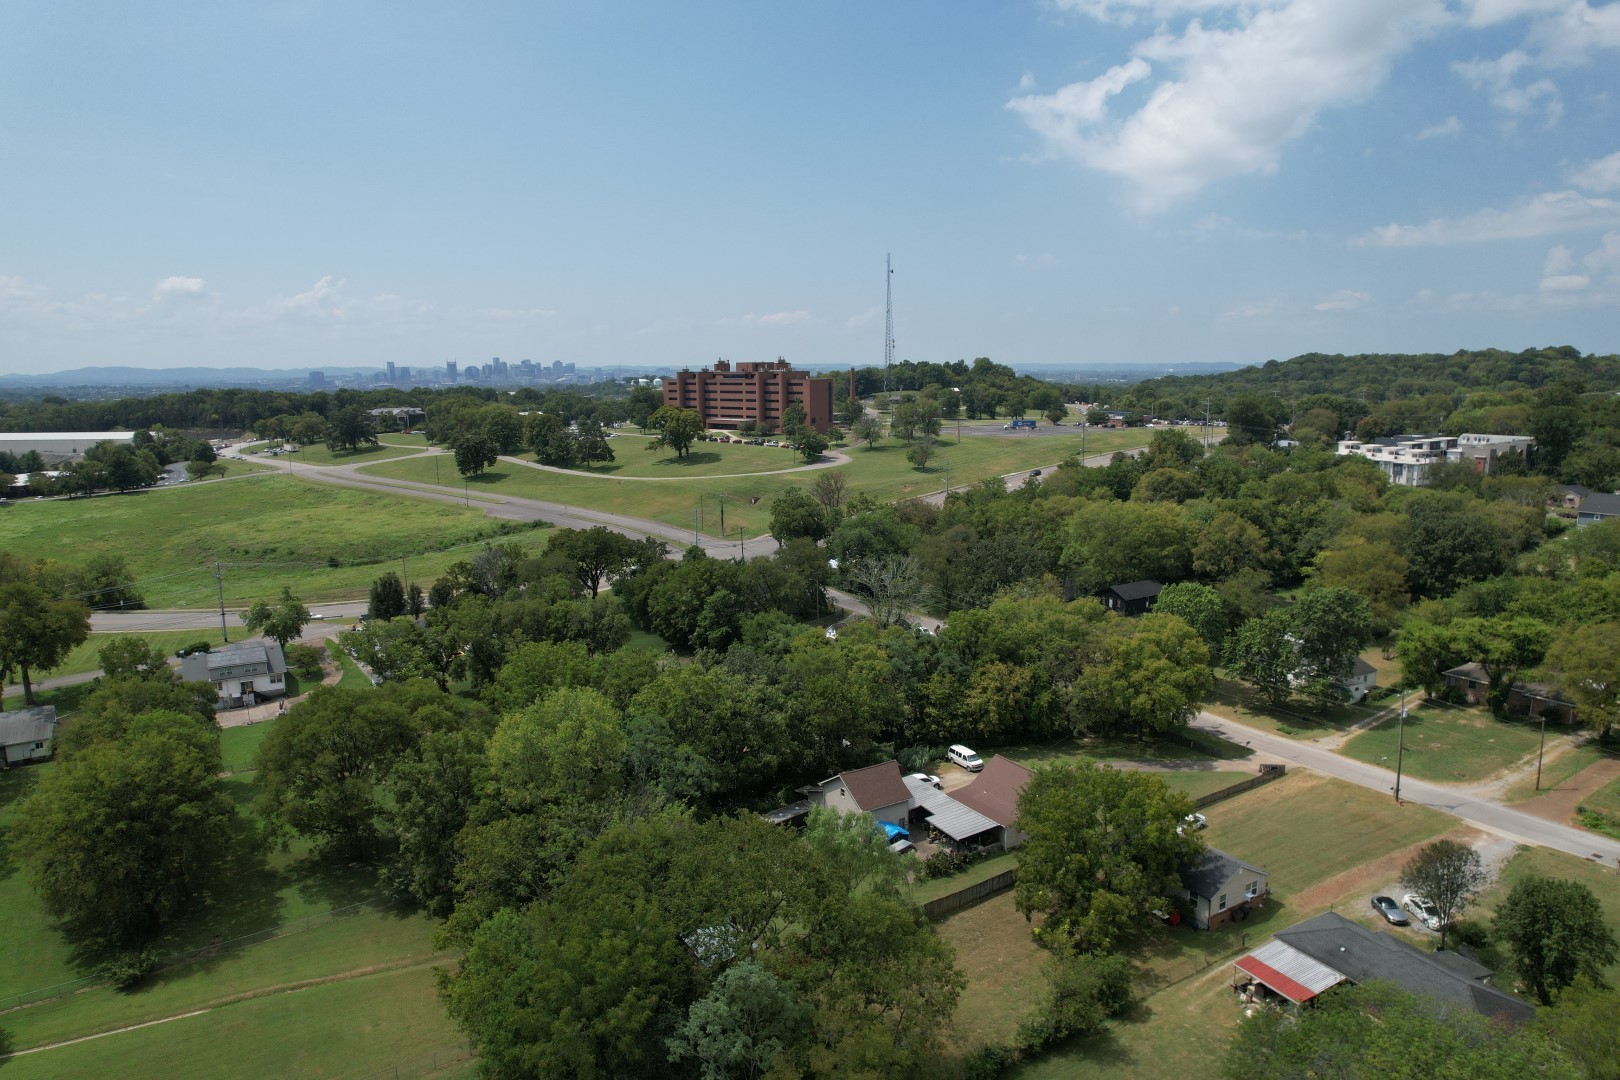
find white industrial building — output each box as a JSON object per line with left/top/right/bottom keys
{"left": 0, "top": 431, "right": 136, "bottom": 464}
{"left": 1335, "top": 433, "right": 1534, "bottom": 487}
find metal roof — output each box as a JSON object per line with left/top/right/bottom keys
{"left": 1235, "top": 940, "right": 1347, "bottom": 1003}
{"left": 0, "top": 705, "right": 56, "bottom": 747}
{"left": 908, "top": 785, "right": 1001, "bottom": 842}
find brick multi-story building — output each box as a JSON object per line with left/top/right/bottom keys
{"left": 662, "top": 359, "right": 834, "bottom": 433}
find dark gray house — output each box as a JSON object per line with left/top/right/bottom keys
{"left": 1233, "top": 911, "right": 1533, "bottom": 1023}
{"left": 1576, "top": 491, "right": 1620, "bottom": 527}
{"left": 1102, "top": 579, "right": 1162, "bottom": 616}
{"left": 1179, "top": 847, "right": 1268, "bottom": 929}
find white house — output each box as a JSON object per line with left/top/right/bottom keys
{"left": 1, "top": 705, "right": 57, "bottom": 766}
{"left": 1180, "top": 847, "right": 1269, "bottom": 929}
{"left": 1336, "top": 432, "right": 1534, "bottom": 487}
{"left": 180, "top": 639, "right": 289, "bottom": 710}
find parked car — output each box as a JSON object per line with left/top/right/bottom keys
{"left": 1371, "top": 896, "right": 1409, "bottom": 925}
{"left": 1403, "top": 894, "right": 1442, "bottom": 930}
{"left": 947, "top": 744, "right": 984, "bottom": 772}
{"left": 1178, "top": 813, "right": 1207, "bottom": 835}
{"left": 889, "top": 838, "right": 917, "bottom": 856}
{"left": 907, "top": 772, "right": 943, "bottom": 789}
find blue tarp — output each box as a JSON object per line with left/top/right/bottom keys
{"left": 878, "top": 820, "right": 909, "bottom": 841}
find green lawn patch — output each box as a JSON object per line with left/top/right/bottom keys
{"left": 934, "top": 890, "right": 1047, "bottom": 1050}
{"left": 0, "top": 475, "right": 550, "bottom": 607}
{"left": 1199, "top": 771, "right": 1452, "bottom": 904}
{"left": 333, "top": 650, "right": 374, "bottom": 690}
{"left": 2, "top": 681, "right": 97, "bottom": 718}
{"left": 1206, "top": 676, "right": 1377, "bottom": 739}
{"left": 0, "top": 766, "right": 80, "bottom": 1003}
{"left": 376, "top": 433, "right": 430, "bottom": 447}
{"left": 219, "top": 721, "right": 274, "bottom": 774}
{"left": 1155, "top": 771, "right": 1256, "bottom": 800}
{"left": 992, "top": 731, "right": 1253, "bottom": 772}
{"left": 280, "top": 442, "right": 425, "bottom": 466}
{"left": 911, "top": 851, "right": 1018, "bottom": 906}
{"left": 536, "top": 439, "right": 809, "bottom": 478}
{"left": 0, "top": 959, "right": 465, "bottom": 1079}
{"left": 1582, "top": 772, "right": 1620, "bottom": 817}
{"left": 1339, "top": 704, "right": 1542, "bottom": 784}
{"left": 624, "top": 629, "right": 673, "bottom": 653}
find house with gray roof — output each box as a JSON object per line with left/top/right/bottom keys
{"left": 1232, "top": 911, "right": 1533, "bottom": 1023}
{"left": 1, "top": 705, "right": 57, "bottom": 766}
{"left": 1576, "top": 491, "right": 1620, "bottom": 527}
{"left": 180, "top": 639, "right": 289, "bottom": 710}
{"left": 1179, "top": 847, "right": 1268, "bottom": 929}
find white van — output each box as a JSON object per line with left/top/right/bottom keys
{"left": 948, "top": 744, "right": 984, "bottom": 772}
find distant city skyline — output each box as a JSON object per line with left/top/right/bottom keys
{"left": 3, "top": 2, "right": 1618, "bottom": 377}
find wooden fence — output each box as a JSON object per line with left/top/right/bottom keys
{"left": 1192, "top": 764, "right": 1286, "bottom": 809}
{"left": 922, "top": 869, "right": 1017, "bottom": 920}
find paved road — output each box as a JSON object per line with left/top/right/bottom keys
{"left": 918, "top": 444, "right": 1150, "bottom": 507}
{"left": 1192, "top": 711, "right": 1620, "bottom": 868}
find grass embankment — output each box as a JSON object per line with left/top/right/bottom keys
{"left": 1504, "top": 739, "right": 1608, "bottom": 802}
{"left": 360, "top": 427, "right": 1156, "bottom": 539}
{"left": 1339, "top": 704, "right": 1542, "bottom": 784}
{"left": 0, "top": 475, "right": 550, "bottom": 608}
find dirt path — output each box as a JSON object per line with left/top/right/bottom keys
{"left": 4, "top": 956, "right": 445, "bottom": 1057}
{"left": 1509, "top": 757, "right": 1620, "bottom": 827}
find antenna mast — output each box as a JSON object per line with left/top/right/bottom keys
{"left": 883, "top": 253, "right": 895, "bottom": 394}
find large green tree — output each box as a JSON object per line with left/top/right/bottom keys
{"left": 1014, "top": 762, "right": 1202, "bottom": 952}
{"left": 0, "top": 580, "right": 91, "bottom": 705}
{"left": 1493, "top": 876, "right": 1619, "bottom": 1004}
{"left": 648, "top": 405, "right": 705, "bottom": 459}
{"left": 549, "top": 526, "right": 642, "bottom": 598}
{"left": 241, "top": 586, "right": 311, "bottom": 649}
{"left": 1398, "top": 839, "right": 1489, "bottom": 950}
{"left": 14, "top": 713, "right": 234, "bottom": 949}
{"left": 1546, "top": 621, "right": 1620, "bottom": 737}
{"left": 1074, "top": 614, "right": 1213, "bottom": 738}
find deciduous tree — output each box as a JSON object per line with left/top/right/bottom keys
{"left": 1494, "top": 876, "right": 1619, "bottom": 1004}
{"left": 241, "top": 586, "right": 311, "bottom": 648}
{"left": 0, "top": 580, "right": 91, "bottom": 705}
{"left": 1399, "top": 839, "right": 1489, "bottom": 950}
{"left": 648, "top": 405, "right": 705, "bottom": 459}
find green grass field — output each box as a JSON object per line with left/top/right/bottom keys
{"left": 1199, "top": 771, "right": 1452, "bottom": 905}
{"left": 528, "top": 436, "right": 811, "bottom": 478}
{"left": 278, "top": 442, "right": 427, "bottom": 466}
{"left": 991, "top": 730, "right": 1255, "bottom": 771}
{"left": 360, "top": 427, "right": 1156, "bottom": 539}
{"left": 219, "top": 720, "right": 275, "bottom": 774}
{"left": 1505, "top": 738, "right": 1605, "bottom": 802}
{"left": 377, "top": 433, "right": 431, "bottom": 447}
{"left": 1339, "top": 704, "right": 1543, "bottom": 784}
{"left": 0, "top": 475, "right": 551, "bottom": 608}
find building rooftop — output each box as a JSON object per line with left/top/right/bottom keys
{"left": 0, "top": 705, "right": 57, "bottom": 746}
{"left": 1106, "top": 579, "right": 1162, "bottom": 602}
{"left": 830, "top": 760, "right": 911, "bottom": 813}
{"left": 950, "top": 754, "right": 1031, "bottom": 828}
{"left": 1181, "top": 846, "right": 1267, "bottom": 901}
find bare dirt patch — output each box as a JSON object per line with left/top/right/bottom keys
{"left": 1512, "top": 758, "right": 1620, "bottom": 827}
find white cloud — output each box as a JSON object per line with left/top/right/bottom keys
{"left": 479, "top": 306, "right": 558, "bottom": 320}
{"left": 1585, "top": 230, "right": 1620, "bottom": 275}
{"left": 1313, "top": 289, "right": 1370, "bottom": 310}
{"left": 722, "top": 310, "right": 813, "bottom": 328}
{"left": 1416, "top": 115, "right": 1463, "bottom": 139}
{"left": 1357, "top": 190, "right": 1620, "bottom": 245}
{"left": 1452, "top": 50, "right": 1563, "bottom": 125}
{"left": 1217, "top": 297, "right": 1279, "bottom": 321}
{"left": 1572, "top": 150, "right": 1620, "bottom": 193}
{"left": 1009, "top": 0, "right": 1448, "bottom": 211}
{"left": 1017, "top": 71, "right": 1036, "bottom": 92}
{"left": 844, "top": 306, "right": 881, "bottom": 330}
{"left": 154, "top": 276, "right": 206, "bottom": 298}
{"left": 1051, "top": 0, "right": 1288, "bottom": 25}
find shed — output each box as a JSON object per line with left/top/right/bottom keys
{"left": 1, "top": 705, "right": 57, "bottom": 766}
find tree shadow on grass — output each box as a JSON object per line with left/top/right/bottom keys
{"left": 654, "top": 452, "right": 723, "bottom": 468}
{"left": 0, "top": 768, "right": 41, "bottom": 885}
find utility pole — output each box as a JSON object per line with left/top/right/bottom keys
{"left": 214, "top": 562, "right": 229, "bottom": 643}
{"left": 736, "top": 526, "right": 745, "bottom": 562}
{"left": 1202, "top": 400, "right": 1212, "bottom": 450}
{"left": 693, "top": 508, "right": 700, "bottom": 547}
{"left": 943, "top": 462, "right": 950, "bottom": 498}
{"left": 1394, "top": 686, "right": 1408, "bottom": 803}
{"left": 1535, "top": 711, "right": 1548, "bottom": 791}
{"left": 883, "top": 254, "right": 895, "bottom": 395}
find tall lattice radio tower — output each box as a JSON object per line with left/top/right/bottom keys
{"left": 883, "top": 253, "right": 895, "bottom": 393}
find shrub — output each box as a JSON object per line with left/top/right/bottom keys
{"left": 962, "top": 1043, "right": 1016, "bottom": 1078}
{"left": 1448, "top": 918, "right": 1490, "bottom": 949}
{"left": 284, "top": 643, "right": 325, "bottom": 681}
{"left": 1015, "top": 952, "right": 1135, "bottom": 1057}
{"left": 920, "top": 848, "right": 974, "bottom": 879}
{"left": 897, "top": 744, "right": 944, "bottom": 774}
{"left": 102, "top": 947, "right": 160, "bottom": 990}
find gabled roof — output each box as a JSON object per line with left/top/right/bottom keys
{"left": 1235, "top": 939, "right": 1347, "bottom": 1003}
{"left": 0, "top": 705, "right": 57, "bottom": 746}
{"left": 1442, "top": 661, "right": 1489, "bottom": 682}
{"left": 1106, "top": 579, "right": 1162, "bottom": 602}
{"left": 1181, "top": 847, "right": 1267, "bottom": 901}
{"left": 1349, "top": 656, "right": 1377, "bottom": 678}
{"left": 951, "top": 755, "right": 1031, "bottom": 828}
{"left": 835, "top": 760, "right": 911, "bottom": 812}
{"left": 181, "top": 639, "right": 287, "bottom": 682}
{"left": 905, "top": 782, "right": 1002, "bottom": 842}
{"left": 1580, "top": 492, "right": 1620, "bottom": 517}
{"left": 1274, "top": 912, "right": 1534, "bottom": 1024}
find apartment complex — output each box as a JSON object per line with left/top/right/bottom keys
{"left": 662, "top": 359, "right": 835, "bottom": 433}
{"left": 1335, "top": 432, "right": 1534, "bottom": 487}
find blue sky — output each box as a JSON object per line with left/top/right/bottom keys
{"left": 2, "top": 1, "right": 1617, "bottom": 376}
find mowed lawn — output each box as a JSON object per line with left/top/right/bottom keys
{"left": 1339, "top": 704, "right": 1542, "bottom": 784}
{"left": 1205, "top": 676, "right": 1380, "bottom": 739}
{"left": 361, "top": 427, "right": 1154, "bottom": 539}
{"left": 1, "top": 961, "right": 466, "bottom": 1080}
{"left": 0, "top": 475, "right": 550, "bottom": 607}
{"left": 526, "top": 436, "right": 810, "bottom": 478}
{"left": 277, "top": 442, "right": 427, "bottom": 466}
{"left": 1198, "top": 771, "right": 1452, "bottom": 906}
